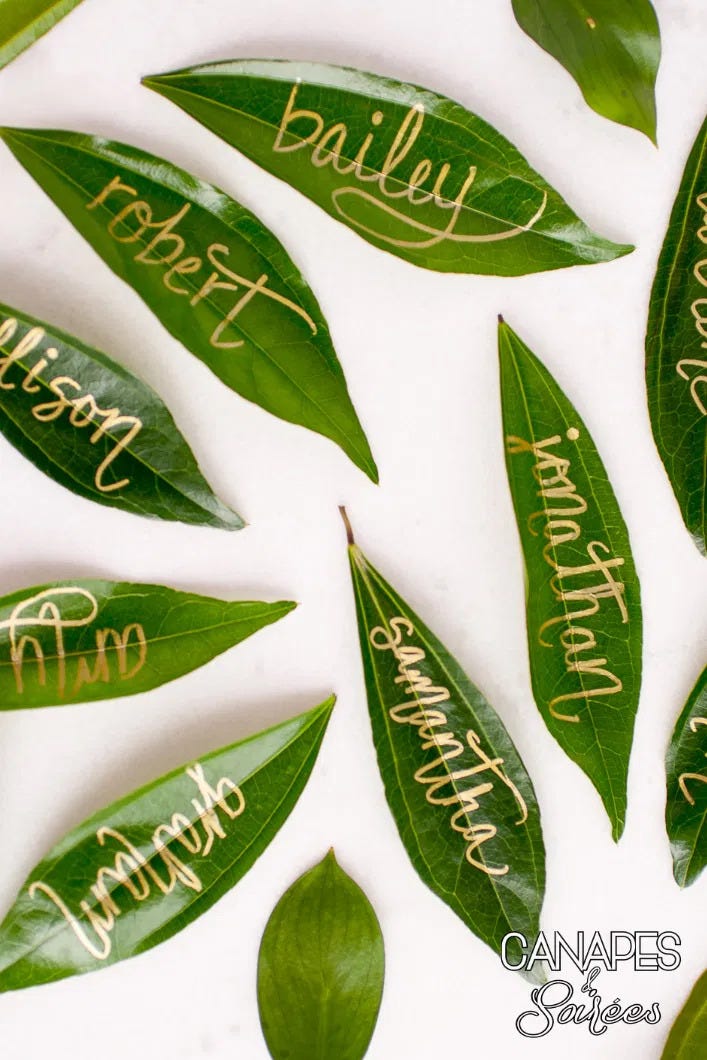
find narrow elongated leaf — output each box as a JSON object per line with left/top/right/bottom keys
{"left": 143, "top": 59, "right": 633, "bottom": 276}
{"left": 342, "top": 510, "right": 545, "bottom": 965}
{"left": 0, "top": 697, "right": 334, "bottom": 991}
{"left": 512, "top": 0, "right": 660, "bottom": 143}
{"left": 499, "top": 319, "right": 642, "bottom": 840}
{"left": 666, "top": 667, "right": 707, "bottom": 888}
{"left": 0, "top": 579, "right": 295, "bottom": 709}
{"left": 258, "top": 850, "right": 384, "bottom": 1060}
{"left": 646, "top": 116, "right": 707, "bottom": 555}
{"left": 0, "top": 128, "right": 377, "bottom": 482}
{"left": 0, "top": 301, "right": 243, "bottom": 529}
{"left": 662, "top": 969, "right": 707, "bottom": 1059}
{"left": 0, "top": 0, "right": 85, "bottom": 71}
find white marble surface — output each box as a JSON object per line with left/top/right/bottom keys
{"left": 0, "top": 1, "right": 706, "bottom": 1057}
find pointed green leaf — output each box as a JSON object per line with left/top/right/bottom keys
{"left": 646, "top": 115, "right": 707, "bottom": 555}
{"left": 0, "top": 128, "right": 377, "bottom": 482}
{"left": 512, "top": 0, "right": 660, "bottom": 143}
{"left": 0, "top": 0, "right": 85, "bottom": 71}
{"left": 499, "top": 319, "right": 642, "bottom": 840}
{"left": 0, "top": 697, "right": 334, "bottom": 991}
{"left": 666, "top": 667, "right": 707, "bottom": 888}
{"left": 662, "top": 968, "right": 707, "bottom": 1059}
{"left": 343, "top": 512, "right": 545, "bottom": 965}
{"left": 257, "top": 850, "right": 384, "bottom": 1060}
{"left": 0, "top": 301, "right": 243, "bottom": 529}
{"left": 143, "top": 59, "right": 633, "bottom": 276}
{"left": 0, "top": 579, "right": 295, "bottom": 709}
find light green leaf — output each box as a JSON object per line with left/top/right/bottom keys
{"left": 0, "top": 0, "right": 85, "bottom": 71}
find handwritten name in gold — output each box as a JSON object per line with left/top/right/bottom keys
{"left": 86, "top": 177, "right": 317, "bottom": 348}
{"left": 507, "top": 429, "right": 628, "bottom": 723}
{"left": 369, "top": 615, "right": 528, "bottom": 877}
{"left": 0, "top": 316, "right": 142, "bottom": 493}
{"left": 1, "top": 587, "right": 146, "bottom": 698}
{"left": 273, "top": 84, "right": 548, "bottom": 251}
{"left": 29, "top": 763, "right": 245, "bottom": 960}
{"left": 678, "top": 715, "right": 707, "bottom": 805}
{"left": 677, "top": 191, "right": 707, "bottom": 415}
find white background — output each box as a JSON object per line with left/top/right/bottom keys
{"left": 0, "top": 1, "right": 706, "bottom": 1057}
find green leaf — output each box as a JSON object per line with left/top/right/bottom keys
{"left": 511, "top": 0, "right": 660, "bottom": 143}
{"left": 646, "top": 115, "right": 707, "bottom": 555}
{"left": 662, "top": 968, "right": 707, "bottom": 1059}
{"left": 0, "top": 697, "right": 334, "bottom": 991}
{"left": 257, "top": 850, "right": 384, "bottom": 1060}
{"left": 499, "top": 319, "right": 642, "bottom": 841}
{"left": 0, "top": 579, "right": 295, "bottom": 709}
{"left": 143, "top": 59, "right": 633, "bottom": 276}
{"left": 0, "top": 0, "right": 85, "bottom": 71}
{"left": 342, "top": 510, "right": 545, "bottom": 966}
{"left": 0, "top": 301, "right": 243, "bottom": 529}
{"left": 0, "top": 128, "right": 377, "bottom": 483}
{"left": 666, "top": 667, "right": 707, "bottom": 888}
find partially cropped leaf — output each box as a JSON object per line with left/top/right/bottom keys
{"left": 343, "top": 511, "right": 545, "bottom": 965}
{"left": 499, "top": 319, "right": 642, "bottom": 840}
{"left": 646, "top": 115, "right": 707, "bottom": 555}
{"left": 666, "top": 667, "right": 707, "bottom": 888}
{"left": 0, "top": 301, "right": 242, "bottom": 529}
{"left": 0, "top": 697, "right": 334, "bottom": 991}
{"left": 0, "top": 579, "right": 294, "bottom": 709}
{"left": 662, "top": 968, "right": 707, "bottom": 1059}
{"left": 258, "top": 850, "right": 384, "bottom": 1060}
{"left": 0, "top": 0, "right": 85, "bottom": 71}
{"left": 512, "top": 0, "right": 660, "bottom": 143}
{"left": 143, "top": 59, "right": 632, "bottom": 276}
{"left": 0, "top": 128, "right": 377, "bottom": 482}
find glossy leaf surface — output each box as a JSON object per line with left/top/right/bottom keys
{"left": 662, "top": 969, "right": 707, "bottom": 1060}
{"left": 666, "top": 667, "right": 707, "bottom": 888}
{"left": 499, "top": 320, "right": 642, "bottom": 840}
{"left": 258, "top": 850, "right": 384, "bottom": 1060}
{"left": 0, "top": 301, "right": 243, "bottom": 529}
{"left": 144, "top": 59, "right": 632, "bottom": 276}
{"left": 0, "top": 579, "right": 294, "bottom": 709}
{"left": 0, "top": 128, "right": 377, "bottom": 482}
{"left": 0, "top": 0, "right": 84, "bottom": 71}
{"left": 512, "top": 0, "right": 660, "bottom": 142}
{"left": 344, "top": 513, "right": 545, "bottom": 964}
{"left": 646, "top": 115, "right": 707, "bottom": 555}
{"left": 0, "top": 697, "right": 334, "bottom": 991}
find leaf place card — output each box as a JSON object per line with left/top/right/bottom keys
{"left": 499, "top": 318, "right": 642, "bottom": 841}
{"left": 258, "top": 850, "right": 385, "bottom": 1060}
{"left": 0, "top": 128, "right": 378, "bottom": 482}
{"left": 646, "top": 114, "right": 707, "bottom": 555}
{"left": 0, "top": 697, "right": 334, "bottom": 991}
{"left": 666, "top": 667, "right": 707, "bottom": 888}
{"left": 341, "top": 510, "right": 545, "bottom": 966}
{"left": 512, "top": 0, "right": 660, "bottom": 143}
{"left": 0, "top": 579, "right": 295, "bottom": 709}
{"left": 143, "top": 59, "right": 633, "bottom": 276}
{"left": 0, "top": 302, "right": 243, "bottom": 528}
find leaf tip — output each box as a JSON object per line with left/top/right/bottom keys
{"left": 339, "top": 506, "right": 355, "bottom": 545}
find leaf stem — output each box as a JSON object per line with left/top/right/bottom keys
{"left": 339, "top": 506, "right": 355, "bottom": 545}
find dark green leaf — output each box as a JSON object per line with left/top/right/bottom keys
{"left": 0, "top": 579, "right": 295, "bottom": 709}
{"left": 257, "top": 850, "right": 384, "bottom": 1060}
{"left": 666, "top": 667, "right": 707, "bottom": 888}
{"left": 646, "top": 115, "right": 707, "bottom": 555}
{"left": 662, "top": 968, "right": 707, "bottom": 1059}
{"left": 0, "top": 128, "right": 377, "bottom": 482}
{"left": 342, "top": 510, "right": 545, "bottom": 965}
{"left": 0, "top": 301, "right": 243, "bottom": 529}
{"left": 512, "top": 0, "right": 660, "bottom": 143}
{"left": 143, "top": 59, "right": 633, "bottom": 276}
{"left": 0, "top": 696, "right": 334, "bottom": 991}
{"left": 499, "top": 319, "right": 642, "bottom": 840}
{"left": 0, "top": 0, "right": 85, "bottom": 71}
